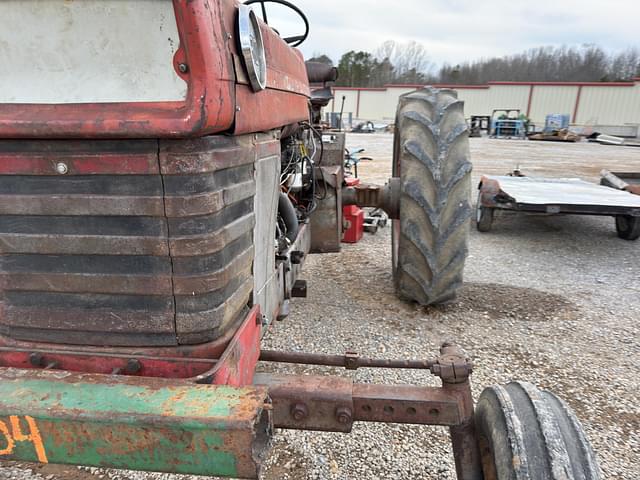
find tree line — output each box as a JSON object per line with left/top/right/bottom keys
{"left": 308, "top": 43, "right": 640, "bottom": 87}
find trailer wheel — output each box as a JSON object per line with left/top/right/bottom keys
{"left": 476, "top": 191, "right": 494, "bottom": 232}
{"left": 392, "top": 88, "right": 472, "bottom": 305}
{"left": 475, "top": 381, "right": 601, "bottom": 480}
{"left": 615, "top": 215, "right": 640, "bottom": 240}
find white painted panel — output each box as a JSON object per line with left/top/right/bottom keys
{"left": 331, "top": 82, "right": 640, "bottom": 127}
{"left": 359, "top": 90, "right": 398, "bottom": 121}
{"left": 529, "top": 86, "right": 578, "bottom": 124}
{"left": 331, "top": 90, "right": 358, "bottom": 116}
{"left": 456, "top": 89, "right": 491, "bottom": 117}
{"left": 487, "top": 175, "right": 640, "bottom": 208}
{"left": 0, "top": 0, "right": 187, "bottom": 103}
{"left": 577, "top": 85, "right": 640, "bottom": 125}
{"left": 486, "top": 85, "right": 530, "bottom": 114}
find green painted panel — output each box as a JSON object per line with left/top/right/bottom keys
{"left": 0, "top": 373, "right": 270, "bottom": 479}
{"left": 0, "top": 379, "right": 248, "bottom": 421}
{"left": 7, "top": 419, "right": 238, "bottom": 477}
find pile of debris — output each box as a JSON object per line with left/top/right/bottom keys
{"left": 588, "top": 133, "right": 640, "bottom": 147}
{"left": 528, "top": 128, "right": 580, "bottom": 142}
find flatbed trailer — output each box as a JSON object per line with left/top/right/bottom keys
{"left": 477, "top": 173, "right": 640, "bottom": 240}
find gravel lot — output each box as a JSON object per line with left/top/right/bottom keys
{"left": 3, "top": 136, "right": 638, "bottom": 480}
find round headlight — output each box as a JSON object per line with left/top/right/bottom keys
{"left": 238, "top": 5, "right": 267, "bottom": 92}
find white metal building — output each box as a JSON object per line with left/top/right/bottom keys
{"left": 330, "top": 78, "right": 640, "bottom": 134}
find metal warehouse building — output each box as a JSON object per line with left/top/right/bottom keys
{"left": 331, "top": 78, "right": 640, "bottom": 136}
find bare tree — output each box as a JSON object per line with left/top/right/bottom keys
{"left": 609, "top": 47, "right": 640, "bottom": 81}
{"left": 373, "top": 40, "right": 435, "bottom": 85}
{"left": 438, "top": 45, "right": 638, "bottom": 84}
{"left": 331, "top": 43, "right": 640, "bottom": 87}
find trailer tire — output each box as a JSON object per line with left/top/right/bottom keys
{"left": 392, "top": 88, "right": 472, "bottom": 305}
{"left": 476, "top": 192, "right": 495, "bottom": 232}
{"left": 475, "top": 381, "right": 601, "bottom": 480}
{"left": 615, "top": 215, "right": 640, "bottom": 240}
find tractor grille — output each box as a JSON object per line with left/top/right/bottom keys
{"left": 0, "top": 134, "right": 276, "bottom": 347}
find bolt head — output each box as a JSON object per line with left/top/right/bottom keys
{"left": 290, "top": 403, "right": 308, "bottom": 421}
{"left": 335, "top": 407, "right": 352, "bottom": 425}
{"left": 178, "top": 63, "right": 189, "bottom": 73}
{"left": 56, "top": 162, "right": 68, "bottom": 175}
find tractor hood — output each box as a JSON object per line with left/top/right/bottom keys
{"left": 0, "top": 0, "right": 309, "bottom": 139}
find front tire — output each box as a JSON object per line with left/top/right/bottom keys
{"left": 476, "top": 191, "right": 495, "bottom": 232}
{"left": 475, "top": 382, "right": 601, "bottom": 480}
{"left": 392, "top": 88, "right": 472, "bottom": 305}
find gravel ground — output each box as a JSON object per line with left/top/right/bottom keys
{"left": 2, "top": 136, "right": 638, "bottom": 479}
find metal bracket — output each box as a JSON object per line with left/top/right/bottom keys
{"left": 254, "top": 373, "right": 354, "bottom": 432}
{"left": 253, "top": 373, "right": 464, "bottom": 432}
{"left": 430, "top": 343, "right": 473, "bottom": 384}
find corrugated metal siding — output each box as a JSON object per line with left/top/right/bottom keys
{"left": 576, "top": 85, "right": 640, "bottom": 125}
{"left": 485, "top": 85, "right": 530, "bottom": 114}
{"left": 333, "top": 81, "right": 640, "bottom": 128}
{"left": 529, "top": 86, "right": 578, "bottom": 124}
{"left": 456, "top": 89, "right": 491, "bottom": 117}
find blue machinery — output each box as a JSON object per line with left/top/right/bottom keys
{"left": 490, "top": 109, "right": 527, "bottom": 139}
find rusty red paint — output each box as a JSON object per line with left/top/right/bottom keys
{"left": 478, "top": 176, "right": 503, "bottom": 208}
{"left": 0, "top": 155, "right": 159, "bottom": 175}
{"left": 234, "top": 85, "right": 310, "bottom": 135}
{"left": 253, "top": 373, "right": 354, "bottom": 432}
{"left": 0, "top": 348, "right": 215, "bottom": 379}
{"left": 195, "top": 307, "right": 262, "bottom": 386}
{"left": 573, "top": 85, "right": 583, "bottom": 123}
{"left": 0, "top": 0, "right": 311, "bottom": 139}
{"left": 353, "top": 384, "right": 461, "bottom": 426}
{"left": 526, "top": 85, "right": 535, "bottom": 117}
{"left": 260, "top": 24, "right": 310, "bottom": 96}
{"left": 0, "top": 307, "right": 262, "bottom": 383}
{"left": 0, "top": 140, "right": 160, "bottom": 175}
{"left": 0, "top": 0, "right": 238, "bottom": 139}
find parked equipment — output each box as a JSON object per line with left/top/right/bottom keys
{"left": 469, "top": 115, "right": 491, "bottom": 137}
{"left": 352, "top": 121, "right": 376, "bottom": 134}
{"left": 477, "top": 170, "right": 640, "bottom": 240}
{"left": 0, "top": 2, "right": 600, "bottom": 479}
{"left": 490, "top": 109, "right": 528, "bottom": 139}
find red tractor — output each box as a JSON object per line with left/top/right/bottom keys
{"left": 0, "top": 1, "right": 599, "bottom": 479}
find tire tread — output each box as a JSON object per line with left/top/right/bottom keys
{"left": 394, "top": 87, "right": 472, "bottom": 305}
{"left": 475, "top": 381, "right": 601, "bottom": 480}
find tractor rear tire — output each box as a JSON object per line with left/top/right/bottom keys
{"left": 615, "top": 215, "right": 640, "bottom": 240}
{"left": 392, "top": 88, "right": 472, "bottom": 305}
{"left": 475, "top": 382, "right": 601, "bottom": 480}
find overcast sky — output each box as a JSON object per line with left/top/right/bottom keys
{"left": 255, "top": 0, "right": 640, "bottom": 68}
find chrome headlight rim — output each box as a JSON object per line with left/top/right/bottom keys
{"left": 238, "top": 5, "right": 267, "bottom": 92}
